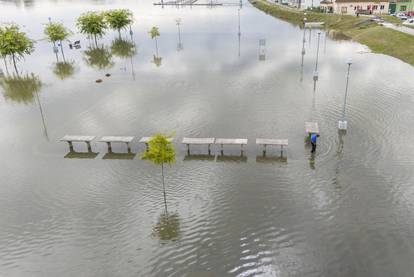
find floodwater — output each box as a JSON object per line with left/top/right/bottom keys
{"left": 1, "top": 0, "right": 414, "bottom": 276}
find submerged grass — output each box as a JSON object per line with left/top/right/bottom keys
{"left": 250, "top": 0, "right": 414, "bottom": 66}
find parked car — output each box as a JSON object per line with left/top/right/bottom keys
{"left": 403, "top": 18, "right": 414, "bottom": 26}
{"left": 396, "top": 13, "right": 408, "bottom": 20}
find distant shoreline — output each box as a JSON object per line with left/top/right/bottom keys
{"left": 249, "top": 0, "right": 414, "bottom": 67}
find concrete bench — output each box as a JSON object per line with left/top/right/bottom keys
{"left": 99, "top": 136, "right": 134, "bottom": 152}
{"left": 139, "top": 136, "right": 174, "bottom": 151}
{"left": 182, "top": 137, "right": 215, "bottom": 153}
{"left": 60, "top": 135, "right": 96, "bottom": 152}
{"left": 215, "top": 138, "right": 248, "bottom": 152}
{"left": 256, "top": 138, "right": 288, "bottom": 154}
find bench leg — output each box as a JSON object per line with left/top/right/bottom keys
{"left": 281, "top": 145, "right": 284, "bottom": 157}
{"left": 263, "top": 144, "right": 267, "bottom": 156}
{"left": 221, "top": 144, "right": 224, "bottom": 156}
{"left": 208, "top": 144, "right": 211, "bottom": 155}
{"left": 187, "top": 144, "right": 190, "bottom": 155}
{"left": 86, "top": 142, "right": 92, "bottom": 152}
{"left": 68, "top": 141, "right": 74, "bottom": 152}
{"left": 106, "top": 142, "right": 112, "bottom": 152}
{"left": 145, "top": 143, "right": 149, "bottom": 151}
{"left": 127, "top": 142, "right": 131, "bottom": 153}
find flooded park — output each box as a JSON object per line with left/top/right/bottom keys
{"left": 1, "top": 0, "right": 414, "bottom": 276}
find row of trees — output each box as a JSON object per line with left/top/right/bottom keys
{"left": 0, "top": 9, "right": 135, "bottom": 75}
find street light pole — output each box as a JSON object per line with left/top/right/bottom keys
{"left": 313, "top": 31, "right": 321, "bottom": 81}
{"left": 338, "top": 58, "right": 352, "bottom": 130}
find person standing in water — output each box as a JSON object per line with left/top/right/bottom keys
{"left": 311, "top": 133, "right": 318, "bottom": 153}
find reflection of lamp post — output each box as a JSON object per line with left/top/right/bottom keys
{"left": 238, "top": 8, "right": 241, "bottom": 57}
{"left": 176, "top": 18, "right": 183, "bottom": 51}
{"left": 313, "top": 31, "right": 321, "bottom": 81}
{"left": 338, "top": 58, "right": 352, "bottom": 130}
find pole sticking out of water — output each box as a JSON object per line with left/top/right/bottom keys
{"left": 238, "top": 8, "right": 241, "bottom": 57}
{"left": 313, "top": 31, "right": 321, "bottom": 81}
{"left": 338, "top": 58, "right": 353, "bottom": 130}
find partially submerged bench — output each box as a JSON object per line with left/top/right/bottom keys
{"left": 60, "top": 135, "right": 96, "bottom": 152}
{"left": 182, "top": 137, "right": 215, "bottom": 154}
{"left": 139, "top": 136, "right": 174, "bottom": 151}
{"left": 305, "top": 122, "right": 320, "bottom": 135}
{"left": 99, "top": 136, "right": 134, "bottom": 152}
{"left": 256, "top": 138, "right": 288, "bottom": 154}
{"left": 215, "top": 138, "right": 248, "bottom": 152}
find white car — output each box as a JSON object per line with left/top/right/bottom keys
{"left": 396, "top": 13, "right": 408, "bottom": 20}
{"left": 403, "top": 18, "right": 414, "bottom": 25}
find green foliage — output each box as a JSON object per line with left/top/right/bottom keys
{"left": 83, "top": 45, "right": 114, "bottom": 70}
{"left": 77, "top": 12, "right": 107, "bottom": 40}
{"left": 149, "top": 26, "right": 160, "bottom": 39}
{"left": 0, "top": 25, "right": 34, "bottom": 60}
{"left": 53, "top": 61, "right": 75, "bottom": 80}
{"left": 142, "top": 134, "right": 175, "bottom": 166}
{"left": 44, "top": 23, "right": 70, "bottom": 43}
{"left": 0, "top": 73, "right": 41, "bottom": 104}
{"left": 104, "top": 9, "right": 133, "bottom": 33}
{"left": 110, "top": 38, "right": 136, "bottom": 58}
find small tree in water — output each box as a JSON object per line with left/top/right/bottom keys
{"left": 77, "top": 12, "right": 107, "bottom": 46}
{"left": 149, "top": 26, "right": 160, "bottom": 57}
{"left": 44, "top": 22, "right": 71, "bottom": 61}
{"left": 142, "top": 134, "right": 175, "bottom": 212}
{"left": 0, "top": 25, "right": 34, "bottom": 74}
{"left": 104, "top": 9, "right": 133, "bottom": 38}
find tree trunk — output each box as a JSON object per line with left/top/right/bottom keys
{"left": 94, "top": 34, "right": 98, "bottom": 47}
{"left": 3, "top": 57, "right": 9, "bottom": 75}
{"left": 161, "top": 163, "right": 168, "bottom": 214}
{"left": 12, "top": 54, "right": 18, "bottom": 75}
{"left": 155, "top": 37, "right": 159, "bottom": 57}
{"left": 59, "top": 40, "right": 66, "bottom": 62}
{"left": 118, "top": 29, "right": 121, "bottom": 39}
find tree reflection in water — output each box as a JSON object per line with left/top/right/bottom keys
{"left": 110, "top": 38, "right": 136, "bottom": 59}
{"left": 152, "top": 55, "right": 162, "bottom": 67}
{"left": 153, "top": 212, "right": 181, "bottom": 242}
{"left": 83, "top": 45, "right": 114, "bottom": 70}
{"left": 53, "top": 61, "right": 76, "bottom": 80}
{"left": 0, "top": 73, "right": 41, "bottom": 104}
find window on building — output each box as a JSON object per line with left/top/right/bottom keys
{"left": 380, "top": 5, "right": 385, "bottom": 9}
{"left": 401, "top": 5, "right": 407, "bottom": 11}
{"left": 341, "top": 6, "right": 347, "bottom": 13}
{"left": 373, "top": 5, "right": 378, "bottom": 9}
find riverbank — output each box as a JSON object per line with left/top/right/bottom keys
{"left": 249, "top": 0, "right": 414, "bottom": 66}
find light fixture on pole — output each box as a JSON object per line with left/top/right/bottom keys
{"left": 338, "top": 58, "right": 353, "bottom": 130}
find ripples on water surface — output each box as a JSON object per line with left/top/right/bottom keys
{"left": 1, "top": 0, "right": 414, "bottom": 276}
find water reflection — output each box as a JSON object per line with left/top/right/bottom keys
{"left": 183, "top": 154, "right": 215, "bottom": 161}
{"left": 175, "top": 18, "right": 183, "bottom": 51}
{"left": 64, "top": 150, "right": 99, "bottom": 159}
{"left": 83, "top": 45, "right": 114, "bottom": 70}
{"left": 256, "top": 155, "right": 287, "bottom": 164}
{"left": 152, "top": 55, "right": 162, "bottom": 67}
{"left": 102, "top": 152, "right": 136, "bottom": 160}
{"left": 0, "top": 73, "right": 41, "bottom": 104}
{"left": 258, "top": 38, "right": 266, "bottom": 61}
{"left": 53, "top": 61, "right": 76, "bottom": 80}
{"left": 216, "top": 154, "right": 247, "bottom": 163}
{"left": 110, "top": 38, "right": 136, "bottom": 58}
{"left": 153, "top": 212, "right": 181, "bottom": 242}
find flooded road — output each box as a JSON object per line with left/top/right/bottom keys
{"left": 1, "top": 0, "right": 414, "bottom": 276}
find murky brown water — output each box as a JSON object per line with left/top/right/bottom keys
{"left": 1, "top": 1, "right": 414, "bottom": 276}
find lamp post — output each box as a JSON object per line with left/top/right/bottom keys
{"left": 313, "top": 31, "right": 321, "bottom": 81}
{"left": 338, "top": 58, "right": 352, "bottom": 130}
